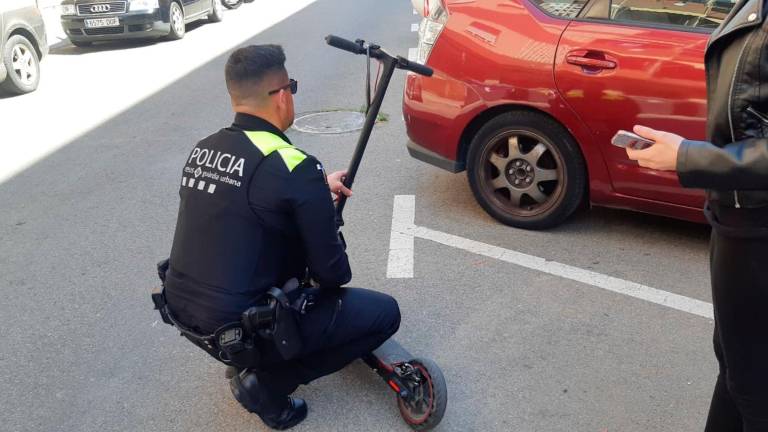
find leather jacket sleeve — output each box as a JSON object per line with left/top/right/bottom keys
{"left": 676, "top": 137, "right": 768, "bottom": 190}
{"left": 288, "top": 157, "right": 352, "bottom": 287}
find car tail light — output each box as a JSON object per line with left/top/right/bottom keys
{"left": 414, "top": 0, "right": 448, "bottom": 64}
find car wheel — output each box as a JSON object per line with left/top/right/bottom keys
{"left": 0, "top": 35, "right": 40, "bottom": 95}
{"left": 467, "top": 111, "right": 586, "bottom": 230}
{"left": 208, "top": 0, "right": 224, "bottom": 22}
{"left": 167, "top": 1, "right": 186, "bottom": 40}
{"left": 221, "top": 0, "right": 243, "bottom": 9}
{"left": 70, "top": 40, "right": 93, "bottom": 48}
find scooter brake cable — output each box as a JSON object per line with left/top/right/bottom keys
{"left": 365, "top": 44, "right": 372, "bottom": 113}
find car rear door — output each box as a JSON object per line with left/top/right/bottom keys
{"left": 553, "top": 0, "right": 736, "bottom": 207}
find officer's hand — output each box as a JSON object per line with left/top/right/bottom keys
{"left": 625, "top": 125, "right": 683, "bottom": 172}
{"left": 327, "top": 170, "right": 353, "bottom": 201}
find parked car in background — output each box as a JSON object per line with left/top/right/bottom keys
{"left": 59, "top": 0, "right": 223, "bottom": 47}
{"left": 404, "top": 0, "right": 737, "bottom": 229}
{"left": 1, "top": 0, "right": 48, "bottom": 95}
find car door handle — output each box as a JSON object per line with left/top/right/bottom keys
{"left": 565, "top": 50, "right": 617, "bottom": 70}
{"left": 566, "top": 55, "right": 617, "bottom": 69}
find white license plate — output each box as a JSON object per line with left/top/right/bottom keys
{"left": 84, "top": 17, "right": 120, "bottom": 28}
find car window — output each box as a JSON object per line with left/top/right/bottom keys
{"left": 530, "top": 0, "right": 590, "bottom": 18}
{"left": 609, "top": 0, "right": 737, "bottom": 29}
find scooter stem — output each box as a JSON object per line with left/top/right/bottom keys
{"left": 335, "top": 54, "right": 398, "bottom": 227}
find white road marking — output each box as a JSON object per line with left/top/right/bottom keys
{"left": 408, "top": 48, "right": 418, "bottom": 62}
{"left": 386, "top": 195, "right": 416, "bottom": 278}
{"left": 411, "top": 23, "right": 420, "bottom": 32}
{"left": 387, "top": 195, "right": 714, "bottom": 319}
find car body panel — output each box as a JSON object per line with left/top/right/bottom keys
{"left": 403, "top": 0, "right": 716, "bottom": 223}
{"left": 554, "top": 19, "right": 707, "bottom": 209}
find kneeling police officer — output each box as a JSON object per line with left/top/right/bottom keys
{"left": 157, "top": 45, "right": 401, "bottom": 430}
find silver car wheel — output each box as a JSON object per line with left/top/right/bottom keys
{"left": 11, "top": 44, "right": 36, "bottom": 86}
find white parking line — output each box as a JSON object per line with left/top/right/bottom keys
{"left": 386, "top": 195, "right": 714, "bottom": 319}
{"left": 411, "top": 23, "right": 420, "bottom": 32}
{"left": 408, "top": 48, "right": 418, "bottom": 62}
{"left": 387, "top": 195, "right": 416, "bottom": 278}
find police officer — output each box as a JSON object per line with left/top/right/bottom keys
{"left": 163, "top": 45, "right": 401, "bottom": 430}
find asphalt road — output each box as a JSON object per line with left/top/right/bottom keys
{"left": 0, "top": 1, "right": 716, "bottom": 431}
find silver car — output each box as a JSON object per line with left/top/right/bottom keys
{"left": 0, "top": 0, "right": 48, "bottom": 95}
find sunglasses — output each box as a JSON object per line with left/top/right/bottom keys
{"left": 268, "top": 78, "right": 298, "bottom": 95}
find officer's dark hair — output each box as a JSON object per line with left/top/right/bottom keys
{"left": 225, "top": 44, "right": 287, "bottom": 102}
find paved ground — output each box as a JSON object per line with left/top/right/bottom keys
{"left": 0, "top": 1, "right": 716, "bottom": 431}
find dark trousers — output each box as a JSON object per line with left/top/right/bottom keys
{"left": 704, "top": 206, "right": 768, "bottom": 432}
{"left": 250, "top": 287, "right": 401, "bottom": 396}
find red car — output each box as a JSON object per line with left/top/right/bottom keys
{"left": 404, "top": 0, "right": 737, "bottom": 229}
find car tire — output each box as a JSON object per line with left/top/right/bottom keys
{"left": 0, "top": 35, "right": 40, "bottom": 95}
{"left": 467, "top": 110, "right": 586, "bottom": 230}
{"left": 208, "top": 0, "right": 224, "bottom": 22}
{"left": 167, "top": 1, "right": 186, "bottom": 40}
{"left": 221, "top": 0, "right": 243, "bottom": 9}
{"left": 70, "top": 40, "right": 93, "bottom": 48}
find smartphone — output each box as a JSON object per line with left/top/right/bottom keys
{"left": 611, "top": 130, "right": 655, "bottom": 150}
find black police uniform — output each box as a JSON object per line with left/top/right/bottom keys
{"left": 165, "top": 113, "right": 400, "bottom": 398}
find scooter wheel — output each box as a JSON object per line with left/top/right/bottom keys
{"left": 396, "top": 358, "right": 447, "bottom": 431}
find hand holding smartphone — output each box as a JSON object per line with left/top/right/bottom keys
{"left": 611, "top": 130, "right": 655, "bottom": 150}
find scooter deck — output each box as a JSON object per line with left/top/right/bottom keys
{"left": 371, "top": 339, "right": 413, "bottom": 365}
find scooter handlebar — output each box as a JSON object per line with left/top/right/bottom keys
{"left": 396, "top": 56, "right": 434, "bottom": 77}
{"left": 325, "top": 35, "right": 366, "bottom": 55}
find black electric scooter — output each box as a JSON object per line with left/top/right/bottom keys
{"left": 325, "top": 34, "right": 447, "bottom": 431}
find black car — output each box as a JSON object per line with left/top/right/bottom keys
{"left": 1, "top": 0, "right": 49, "bottom": 95}
{"left": 59, "top": 0, "right": 223, "bottom": 46}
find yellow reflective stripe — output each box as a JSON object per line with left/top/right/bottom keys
{"left": 243, "top": 130, "right": 307, "bottom": 172}
{"left": 277, "top": 147, "right": 307, "bottom": 172}
{"left": 244, "top": 131, "right": 292, "bottom": 155}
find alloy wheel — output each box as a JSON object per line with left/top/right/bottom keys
{"left": 480, "top": 130, "right": 565, "bottom": 218}
{"left": 11, "top": 44, "right": 36, "bottom": 86}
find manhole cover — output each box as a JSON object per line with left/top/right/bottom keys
{"left": 293, "top": 110, "right": 366, "bottom": 134}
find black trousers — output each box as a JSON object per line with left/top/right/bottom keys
{"left": 246, "top": 287, "right": 400, "bottom": 396}
{"left": 704, "top": 206, "right": 768, "bottom": 432}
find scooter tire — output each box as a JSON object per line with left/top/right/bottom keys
{"left": 396, "top": 358, "right": 447, "bottom": 431}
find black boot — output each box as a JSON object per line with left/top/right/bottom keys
{"left": 229, "top": 370, "right": 308, "bottom": 430}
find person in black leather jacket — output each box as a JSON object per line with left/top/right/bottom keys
{"left": 626, "top": 0, "right": 768, "bottom": 429}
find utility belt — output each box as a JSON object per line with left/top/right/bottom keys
{"left": 152, "top": 259, "right": 316, "bottom": 365}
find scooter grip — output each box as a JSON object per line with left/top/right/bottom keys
{"left": 396, "top": 56, "right": 433, "bottom": 77}
{"left": 325, "top": 35, "right": 365, "bottom": 55}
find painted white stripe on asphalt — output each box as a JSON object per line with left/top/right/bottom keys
{"left": 408, "top": 48, "right": 418, "bottom": 62}
{"left": 386, "top": 195, "right": 416, "bottom": 278}
{"left": 411, "top": 23, "right": 419, "bottom": 32}
{"left": 387, "top": 195, "right": 714, "bottom": 319}
{"left": 197, "top": 180, "right": 206, "bottom": 190}
{"left": 208, "top": 184, "right": 216, "bottom": 194}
